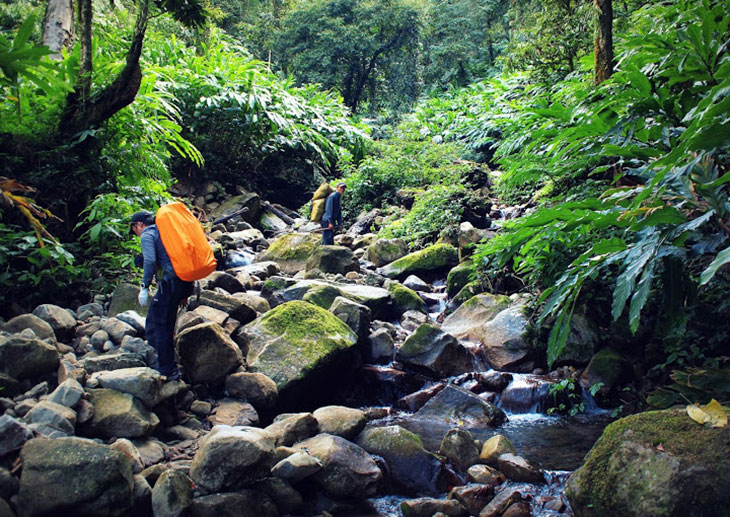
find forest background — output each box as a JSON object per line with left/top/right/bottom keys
{"left": 1, "top": 0, "right": 729, "bottom": 408}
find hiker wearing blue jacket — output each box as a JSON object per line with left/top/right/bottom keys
{"left": 130, "top": 210, "right": 192, "bottom": 380}
{"left": 321, "top": 182, "right": 346, "bottom": 245}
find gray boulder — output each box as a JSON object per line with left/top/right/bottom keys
{"left": 476, "top": 306, "right": 532, "bottom": 372}
{"left": 101, "top": 317, "right": 137, "bottom": 345}
{"left": 330, "top": 296, "right": 371, "bottom": 344}
{"left": 397, "top": 323, "right": 475, "bottom": 378}
{"left": 189, "top": 425, "right": 275, "bottom": 493}
{"left": 439, "top": 429, "right": 480, "bottom": 472}
{"left": 24, "top": 400, "right": 76, "bottom": 437}
{"left": 188, "top": 490, "right": 279, "bottom": 517}
{"left": 152, "top": 469, "right": 193, "bottom": 517}
{"left": 18, "top": 437, "right": 134, "bottom": 517}
{"left": 89, "top": 367, "right": 168, "bottom": 408}
{"left": 3, "top": 314, "right": 56, "bottom": 342}
{"left": 32, "top": 304, "right": 77, "bottom": 340}
{"left": 271, "top": 451, "right": 323, "bottom": 483}
{"left": 265, "top": 412, "right": 318, "bottom": 447}
{"left": 312, "top": 405, "right": 368, "bottom": 440}
{"left": 225, "top": 372, "right": 278, "bottom": 411}
{"left": 306, "top": 245, "right": 360, "bottom": 275}
{"left": 176, "top": 322, "right": 244, "bottom": 385}
{"left": 441, "top": 293, "right": 511, "bottom": 340}
{"left": 114, "top": 310, "right": 146, "bottom": 335}
{"left": 497, "top": 453, "right": 544, "bottom": 483}
{"left": 192, "top": 290, "right": 257, "bottom": 325}
{"left": 414, "top": 385, "right": 506, "bottom": 428}
{"left": 293, "top": 434, "right": 382, "bottom": 498}
{"left": 83, "top": 388, "right": 160, "bottom": 439}
{"left": 81, "top": 352, "right": 147, "bottom": 374}
{"left": 0, "top": 415, "right": 34, "bottom": 456}
{"left": 109, "top": 282, "right": 148, "bottom": 317}
{"left": 209, "top": 399, "right": 259, "bottom": 427}
{"left": 0, "top": 334, "right": 59, "bottom": 381}
{"left": 400, "top": 497, "right": 468, "bottom": 517}
{"left": 366, "top": 328, "right": 395, "bottom": 364}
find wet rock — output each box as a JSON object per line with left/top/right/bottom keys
{"left": 439, "top": 429, "right": 480, "bottom": 472}
{"left": 225, "top": 372, "right": 278, "bottom": 410}
{"left": 190, "top": 425, "right": 275, "bottom": 493}
{"left": 271, "top": 451, "right": 323, "bottom": 482}
{"left": 90, "top": 367, "right": 167, "bottom": 408}
{"left": 83, "top": 388, "right": 160, "bottom": 438}
{"left": 449, "top": 484, "right": 496, "bottom": 516}
{"left": 400, "top": 310, "right": 429, "bottom": 332}
{"left": 401, "top": 497, "right": 468, "bottom": 517}
{"left": 397, "top": 324, "right": 475, "bottom": 379}
{"left": 82, "top": 352, "right": 147, "bottom": 374}
{"left": 499, "top": 376, "right": 553, "bottom": 413}
{"left": 294, "top": 433, "right": 382, "bottom": 498}
{"left": 192, "top": 290, "right": 257, "bottom": 325}
{"left": 366, "top": 328, "right": 395, "bottom": 364}
{"left": 476, "top": 306, "right": 532, "bottom": 372}
{"left": 330, "top": 296, "right": 371, "bottom": 345}
{"left": 176, "top": 322, "right": 244, "bottom": 385}
{"left": 209, "top": 399, "right": 259, "bottom": 427}
{"left": 189, "top": 490, "right": 279, "bottom": 517}
{"left": 244, "top": 301, "right": 357, "bottom": 402}
{"left": 18, "top": 437, "right": 134, "bottom": 516}
{"left": 0, "top": 415, "right": 34, "bottom": 456}
{"left": 24, "top": 400, "right": 76, "bottom": 437}
{"left": 0, "top": 334, "right": 59, "bottom": 381}
{"left": 415, "top": 385, "right": 507, "bottom": 428}
{"left": 478, "top": 487, "right": 522, "bottom": 517}
{"left": 379, "top": 243, "right": 459, "bottom": 280}
{"left": 32, "top": 304, "right": 76, "bottom": 340}
{"left": 152, "top": 469, "right": 192, "bottom": 517}
{"left": 356, "top": 425, "right": 449, "bottom": 495}
{"left": 467, "top": 464, "right": 506, "bottom": 485}
{"left": 387, "top": 280, "right": 427, "bottom": 316}
{"left": 566, "top": 408, "right": 730, "bottom": 517}
{"left": 479, "top": 435, "right": 517, "bottom": 466}
{"left": 3, "top": 314, "right": 56, "bottom": 342}
{"left": 306, "top": 245, "right": 360, "bottom": 275}
{"left": 497, "top": 453, "right": 544, "bottom": 484}
{"left": 442, "top": 293, "right": 511, "bottom": 341}
{"left": 257, "top": 232, "right": 321, "bottom": 274}
{"left": 503, "top": 501, "right": 532, "bottom": 517}
{"left": 396, "top": 383, "right": 446, "bottom": 412}
{"left": 265, "top": 412, "right": 318, "bottom": 447}
{"left": 312, "top": 405, "right": 367, "bottom": 440}
{"left": 368, "top": 238, "right": 409, "bottom": 267}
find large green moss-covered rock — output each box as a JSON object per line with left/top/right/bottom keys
{"left": 386, "top": 281, "right": 426, "bottom": 316}
{"left": 257, "top": 233, "right": 321, "bottom": 274}
{"left": 379, "top": 243, "right": 459, "bottom": 280}
{"left": 397, "top": 323, "right": 474, "bottom": 378}
{"left": 275, "top": 280, "right": 393, "bottom": 320}
{"left": 446, "top": 262, "right": 475, "bottom": 298}
{"left": 566, "top": 409, "right": 730, "bottom": 517}
{"left": 244, "top": 301, "right": 358, "bottom": 402}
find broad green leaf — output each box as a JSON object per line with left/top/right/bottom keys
{"left": 699, "top": 245, "right": 730, "bottom": 285}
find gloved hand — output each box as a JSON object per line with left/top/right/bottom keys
{"left": 138, "top": 287, "right": 149, "bottom": 307}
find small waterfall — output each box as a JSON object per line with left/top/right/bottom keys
{"left": 225, "top": 249, "right": 255, "bottom": 268}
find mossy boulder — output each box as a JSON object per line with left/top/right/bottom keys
{"left": 446, "top": 262, "right": 475, "bottom": 298}
{"left": 257, "top": 233, "right": 321, "bottom": 274}
{"left": 276, "top": 280, "right": 393, "bottom": 320}
{"left": 356, "top": 425, "right": 450, "bottom": 495}
{"left": 449, "top": 281, "right": 483, "bottom": 311}
{"left": 302, "top": 285, "right": 343, "bottom": 310}
{"left": 378, "top": 243, "right": 459, "bottom": 280}
{"left": 579, "top": 348, "right": 633, "bottom": 392}
{"left": 386, "top": 281, "right": 426, "bottom": 317}
{"left": 108, "top": 282, "right": 148, "bottom": 317}
{"left": 368, "top": 238, "right": 409, "bottom": 267}
{"left": 244, "top": 301, "right": 358, "bottom": 404}
{"left": 566, "top": 408, "right": 730, "bottom": 517}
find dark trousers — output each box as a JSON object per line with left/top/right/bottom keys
{"left": 321, "top": 219, "right": 334, "bottom": 245}
{"left": 145, "top": 275, "right": 192, "bottom": 376}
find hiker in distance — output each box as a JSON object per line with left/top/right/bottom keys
{"left": 321, "top": 182, "right": 346, "bottom": 245}
{"left": 130, "top": 210, "right": 193, "bottom": 380}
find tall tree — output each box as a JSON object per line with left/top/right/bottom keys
{"left": 55, "top": 0, "right": 208, "bottom": 139}
{"left": 275, "top": 0, "right": 422, "bottom": 113}
{"left": 42, "top": 0, "right": 74, "bottom": 59}
{"left": 593, "top": 0, "right": 613, "bottom": 84}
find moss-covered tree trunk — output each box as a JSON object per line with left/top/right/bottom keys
{"left": 594, "top": 0, "right": 614, "bottom": 85}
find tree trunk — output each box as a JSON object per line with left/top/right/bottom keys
{"left": 594, "top": 0, "right": 614, "bottom": 85}
{"left": 58, "top": 0, "right": 150, "bottom": 138}
{"left": 42, "top": 0, "right": 74, "bottom": 59}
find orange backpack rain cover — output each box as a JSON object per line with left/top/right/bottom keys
{"left": 156, "top": 202, "right": 217, "bottom": 282}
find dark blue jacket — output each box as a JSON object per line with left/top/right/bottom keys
{"left": 323, "top": 191, "right": 342, "bottom": 226}
{"left": 140, "top": 225, "right": 175, "bottom": 288}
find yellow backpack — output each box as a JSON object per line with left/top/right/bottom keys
{"left": 310, "top": 182, "right": 334, "bottom": 222}
{"left": 156, "top": 202, "right": 217, "bottom": 281}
